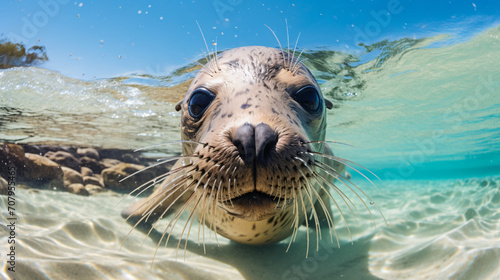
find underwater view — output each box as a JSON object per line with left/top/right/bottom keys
{"left": 1, "top": 1, "right": 500, "bottom": 279}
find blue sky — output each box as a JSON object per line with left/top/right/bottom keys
{"left": 1, "top": 0, "right": 499, "bottom": 79}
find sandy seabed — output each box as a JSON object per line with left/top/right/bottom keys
{"left": 1, "top": 176, "right": 499, "bottom": 280}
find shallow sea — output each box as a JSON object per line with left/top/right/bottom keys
{"left": 0, "top": 25, "right": 499, "bottom": 279}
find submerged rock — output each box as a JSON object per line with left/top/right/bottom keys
{"left": 81, "top": 166, "right": 94, "bottom": 177}
{"left": 77, "top": 148, "right": 100, "bottom": 160}
{"left": 101, "top": 158, "right": 122, "bottom": 169}
{"left": 66, "top": 183, "right": 90, "bottom": 196}
{"left": 101, "top": 163, "right": 155, "bottom": 192}
{"left": 4, "top": 144, "right": 25, "bottom": 162}
{"left": 83, "top": 176, "right": 103, "bottom": 187}
{"left": 0, "top": 144, "right": 25, "bottom": 179}
{"left": 23, "top": 153, "right": 64, "bottom": 189}
{"left": 62, "top": 166, "right": 84, "bottom": 187}
{"left": 80, "top": 156, "right": 104, "bottom": 174}
{"left": 122, "top": 153, "right": 141, "bottom": 164}
{"left": 45, "top": 151, "right": 81, "bottom": 172}
{"left": 0, "top": 177, "right": 8, "bottom": 195}
{"left": 85, "top": 184, "right": 105, "bottom": 195}
{"left": 1, "top": 143, "right": 171, "bottom": 196}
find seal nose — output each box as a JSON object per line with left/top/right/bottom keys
{"left": 232, "top": 122, "right": 278, "bottom": 165}
{"left": 233, "top": 123, "right": 256, "bottom": 164}
{"left": 255, "top": 123, "right": 278, "bottom": 163}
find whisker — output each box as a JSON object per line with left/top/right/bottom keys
{"left": 229, "top": 165, "right": 240, "bottom": 197}
{"left": 118, "top": 172, "right": 169, "bottom": 207}
{"left": 119, "top": 156, "right": 190, "bottom": 183}
{"left": 291, "top": 32, "right": 301, "bottom": 70}
{"left": 314, "top": 163, "right": 361, "bottom": 219}
{"left": 302, "top": 140, "right": 357, "bottom": 149}
{"left": 285, "top": 168, "right": 296, "bottom": 211}
{"left": 196, "top": 170, "right": 220, "bottom": 253}
{"left": 311, "top": 174, "right": 354, "bottom": 244}
{"left": 282, "top": 185, "right": 288, "bottom": 212}
{"left": 197, "top": 188, "right": 209, "bottom": 247}
{"left": 286, "top": 189, "right": 300, "bottom": 252}
{"left": 130, "top": 163, "right": 194, "bottom": 198}
{"left": 285, "top": 191, "right": 295, "bottom": 251}
{"left": 315, "top": 171, "right": 359, "bottom": 227}
{"left": 274, "top": 184, "right": 282, "bottom": 210}
{"left": 183, "top": 193, "right": 203, "bottom": 261}
{"left": 286, "top": 18, "right": 290, "bottom": 70}
{"left": 206, "top": 169, "right": 222, "bottom": 247}
{"left": 234, "top": 175, "right": 239, "bottom": 197}
{"left": 264, "top": 24, "right": 287, "bottom": 70}
{"left": 310, "top": 152, "right": 381, "bottom": 184}
{"left": 121, "top": 169, "right": 194, "bottom": 226}
{"left": 196, "top": 20, "right": 217, "bottom": 74}
{"left": 120, "top": 177, "right": 190, "bottom": 252}
{"left": 151, "top": 185, "right": 197, "bottom": 267}
{"left": 213, "top": 37, "right": 220, "bottom": 71}
{"left": 295, "top": 157, "right": 356, "bottom": 244}
{"left": 316, "top": 161, "right": 387, "bottom": 226}
{"left": 176, "top": 192, "right": 202, "bottom": 259}
{"left": 315, "top": 161, "right": 363, "bottom": 204}
{"left": 295, "top": 157, "right": 358, "bottom": 222}
{"left": 142, "top": 178, "right": 193, "bottom": 243}
{"left": 297, "top": 168, "right": 321, "bottom": 252}
{"left": 281, "top": 175, "right": 290, "bottom": 211}
{"left": 165, "top": 193, "right": 199, "bottom": 256}
{"left": 298, "top": 185, "right": 310, "bottom": 258}
{"left": 291, "top": 49, "right": 306, "bottom": 75}
{"left": 166, "top": 193, "right": 198, "bottom": 259}
{"left": 133, "top": 140, "right": 209, "bottom": 152}
{"left": 223, "top": 164, "right": 234, "bottom": 206}
{"left": 308, "top": 180, "right": 339, "bottom": 247}
{"left": 199, "top": 188, "right": 210, "bottom": 253}
{"left": 140, "top": 172, "right": 196, "bottom": 223}
{"left": 204, "top": 190, "right": 215, "bottom": 238}
{"left": 294, "top": 157, "right": 321, "bottom": 230}
{"left": 183, "top": 58, "right": 214, "bottom": 77}
{"left": 211, "top": 182, "right": 221, "bottom": 247}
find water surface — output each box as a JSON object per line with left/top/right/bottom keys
{"left": 1, "top": 23, "right": 499, "bottom": 280}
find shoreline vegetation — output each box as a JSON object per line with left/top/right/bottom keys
{"left": 0, "top": 39, "right": 48, "bottom": 69}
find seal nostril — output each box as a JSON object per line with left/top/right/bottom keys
{"left": 255, "top": 123, "right": 278, "bottom": 164}
{"left": 232, "top": 123, "right": 277, "bottom": 165}
{"left": 232, "top": 123, "right": 255, "bottom": 164}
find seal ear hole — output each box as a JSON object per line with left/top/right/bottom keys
{"left": 188, "top": 88, "right": 216, "bottom": 119}
{"left": 293, "top": 86, "right": 322, "bottom": 113}
{"left": 175, "top": 100, "right": 183, "bottom": 111}
{"left": 324, "top": 98, "right": 333, "bottom": 110}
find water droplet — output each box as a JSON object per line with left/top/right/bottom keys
{"left": 370, "top": 201, "right": 374, "bottom": 205}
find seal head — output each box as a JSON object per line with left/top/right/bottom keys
{"left": 123, "top": 46, "right": 344, "bottom": 245}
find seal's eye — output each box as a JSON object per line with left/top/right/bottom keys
{"left": 294, "top": 86, "right": 321, "bottom": 113}
{"left": 188, "top": 88, "right": 215, "bottom": 119}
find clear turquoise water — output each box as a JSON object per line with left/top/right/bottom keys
{"left": 1, "top": 25, "right": 498, "bottom": 178}
{"left": 0, "top": 24, "right": 499, "bottom": 280}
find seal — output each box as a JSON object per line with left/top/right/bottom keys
{"left": 121, "top": 46, "right": 382, "bottom": 255}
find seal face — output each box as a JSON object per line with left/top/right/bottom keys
{"left": 122, "top": 46, "right": 364, "bottom": 249}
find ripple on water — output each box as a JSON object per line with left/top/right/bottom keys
{"left": 369, "top": 177, "right": 500, "bottom": 279}
{"left": 1, "top": 176, "right": 499, "bottom": 279}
